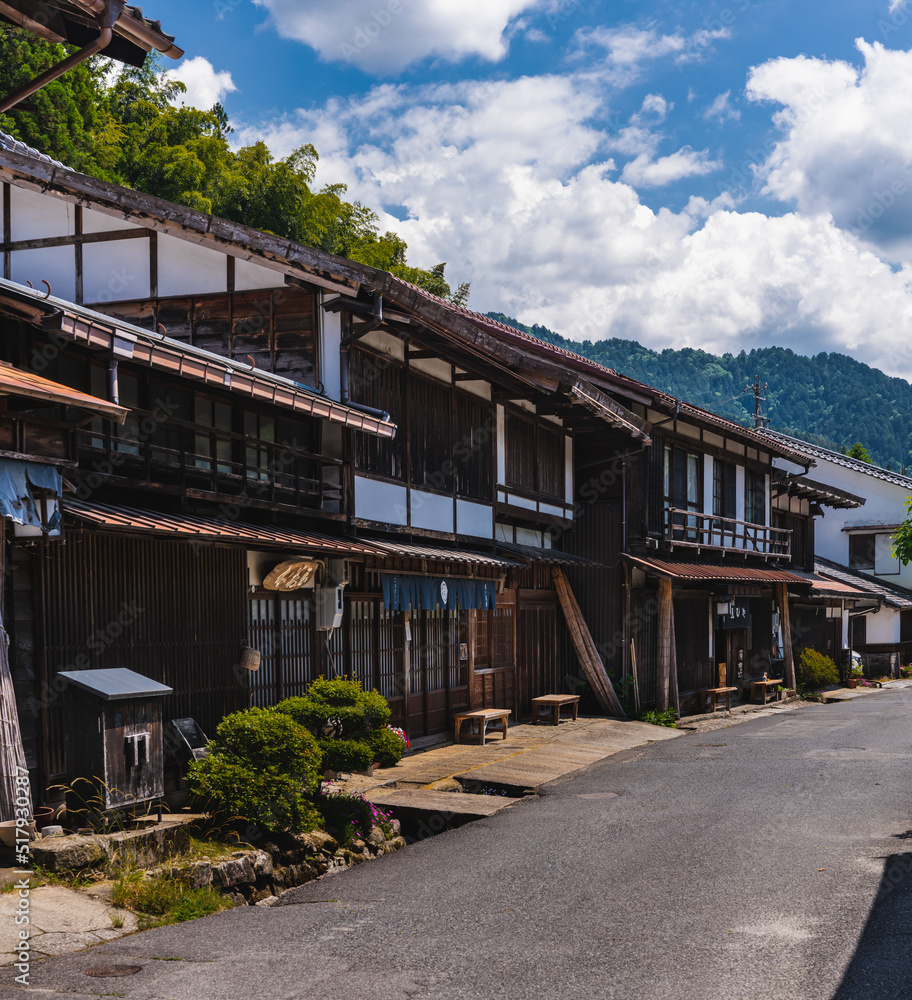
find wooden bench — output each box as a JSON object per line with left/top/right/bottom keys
{"left": 453, "top": 709, "right": 511, "bottom": 745}
{"left": 531, "top": 694, "right": 581, "bottom": 725}
{"left": 697, "top": 686, "right": 737, "bottom": 713}
{"left": 750, "top": 678, "right": 783, "bottom": 705}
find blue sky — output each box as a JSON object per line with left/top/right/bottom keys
{"left": 151, "top": 1, "right": 912, "bottom": 377}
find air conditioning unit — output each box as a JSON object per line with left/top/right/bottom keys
{"left": 316, "top": 584, "right": 345, "bottom": 631}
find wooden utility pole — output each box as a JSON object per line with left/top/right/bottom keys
{"left": 747, "top": 377, "right": 768, "bottom": 430}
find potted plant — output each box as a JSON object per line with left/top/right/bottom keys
{"left": 846, "top": 663, "right": 864, "bottom": 688}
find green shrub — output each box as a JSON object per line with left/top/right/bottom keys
{"left": 364, "top": 727, "right": 405, "bottom": 767}
{"left": 796, "top": 648, "right": 839, "bottom": 690}
{"left": 275, "top": 677, "right": 390, "bottom": 740}
{"left": 185, "top": 708, "right": 323, "bottom": 833}
{"left": 206, "top": 708, "right": 322, "bottom": 789}
{"left": 639, "top": 708, "right": 677, "bottom": 728}
{"left": 319, "top": 739, "right": 374, "bottom": 774}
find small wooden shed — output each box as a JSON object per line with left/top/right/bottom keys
{"left": 58, "top": 668, "right": 173, "bottom": 812}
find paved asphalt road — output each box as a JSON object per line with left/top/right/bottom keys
{"left": 7, "top": 687, "right": 912, "bottom": 1000}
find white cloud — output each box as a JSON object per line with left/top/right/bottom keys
{"left": 164, "top": 57, "right": 237, "bottom": 110}
{"left": 703, "top": 90, "right": 740, "bottom": 123}
{"left": 252, "top": 0, "right": 538, "bottom": 73}
{"left": 747, "top": 39, "right": 912, "bottom": 260}
{"left": 236, "top": 69, "right": 912, "bottom": 379}
{"left": 631, "top": 93, "right": 671, "bottom": 125}
{"left": 889, "top": 1, "right": 907, "bottom": 13}
{"left": 621, "top": 147, "right": 721, "bottom": 187}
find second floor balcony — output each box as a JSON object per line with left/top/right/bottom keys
{"left": 664, "top": 507, "right": 791, "bottom": 560}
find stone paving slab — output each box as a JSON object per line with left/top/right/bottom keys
{"left": 364, "top": 789, "right": 514, "bottom": 819}
{"left": 0, "top": 884, "right": 137, "bottom": 966}
{"left": 355, "top": 716, "right": 683, "bottom": 794}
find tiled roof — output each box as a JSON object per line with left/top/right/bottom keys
{"left": 762, "top": 429, "right": 912, "bottom": 490}
{"left": 0, "top": 131, "right": 63, "bottom": 168}
{"left": 814, "top": 557, "right": 912, "bottom": 609}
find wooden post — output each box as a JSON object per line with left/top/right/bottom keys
{"left": 629, "top": 640, "right": 641, "bottom": 716}
{"left": 668, "top": 593, "right": 680, "bottom": 717}
{"left": 656, "top": 577, "right": 673, "bottom": 711}
{"left": 776, "top": 583, "right": 796, "bottom": 690}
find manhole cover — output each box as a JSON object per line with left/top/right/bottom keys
{"left": 84, "top": 965, "right": 143, "bottom": 978}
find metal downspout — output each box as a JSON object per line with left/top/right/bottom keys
{"left": 0, "top": 4, "right": 119, "bottom": 113}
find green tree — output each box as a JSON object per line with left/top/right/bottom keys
{"left": 892, "top": 498, "right": 912, "bottom": 566}
{"left": 0, "top": 29, "right": 468, "bottom": 302}
{"left": 845, "top": 442, "right": 871, "bottom": 462}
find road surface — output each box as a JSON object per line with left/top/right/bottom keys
{"left": 9, "top": 686, "right": 912, "bottom": 999}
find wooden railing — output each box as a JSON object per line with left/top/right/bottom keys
{"left": 665, "top": 508, "right": 791, "bottom": 559}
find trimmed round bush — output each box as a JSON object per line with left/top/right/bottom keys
{"left": 365, "top": 727, "right": 405, "bottom": 767}
{"left": 275, "top": 677, "right": 391, "bottom": 740}
{"left": 186, "top": 756, "right": 320, "bottom": 834}
{"left": 319, "top": 739, "right": 374, "bottom": 775}
{"left": 185, "top": 708, "right": 323, "bottom": 833}
{"left": 796, "top": 648, "right": 839, "bottom": 690}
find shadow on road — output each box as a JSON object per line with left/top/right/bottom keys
{"left": 831, "top": 832, "right": 912, "bottom": 999}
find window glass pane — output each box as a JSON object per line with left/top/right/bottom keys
{"left": 687, "top": 455, "right": 699, "bottom": 505}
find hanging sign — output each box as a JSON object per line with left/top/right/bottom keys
{"left": 719, "top": 600, "right": 751, "bottom": 629}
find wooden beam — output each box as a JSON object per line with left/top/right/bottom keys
{"left": 552, "top": 567, "right": 626, "bottom": 717}
{"left": 0, "top": 228, "right": 151, "bottom": 253}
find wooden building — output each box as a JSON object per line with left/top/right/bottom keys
{"left": 0, "top": 115, "right": 878, "bottom": 809}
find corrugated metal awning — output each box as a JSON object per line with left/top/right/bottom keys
{"left": 786, "top": 570, "right": 871, "bottom": 598}
{"left": 64, "top": 500, "right": 386, "bottom": 554}
{"left": 624, "top": 555, "right": 806, "bottom": 584}
{"left": 365, "top": 539, "right": 522, "bottom": 568}
{"left": 0, "top": 361, "right": 127, "bottom": 423}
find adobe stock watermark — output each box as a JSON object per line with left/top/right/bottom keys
{"left": 11, "top": 766, "right": 33, "bottom": 987}
{"left": 340, "top": 0, "right": 414, "bottom": 62}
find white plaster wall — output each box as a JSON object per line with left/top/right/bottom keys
{"left": 320, "top": 296, "right": 342, "bottom": 401}
{"left": 410, "top": 357, "right": 451, "bottom": 382}
{"left": 157, "top": 235, "right": 227, "bottom": 296}
{"left": 234, "top": 258, "right": 282, "bottom": 291}
{"left": 354, "top": 476, "right": 408, "bottom": 526}
{"left": 496, "top": 405, "right": 506, "bottom": 485}
{"left": 81, "top": 208, "right": 140, "bottom": 234}
{"left": 410, "top": 490, "right": 454, "bottom": 532}
{"left": 456, "top": 500, "right": 493, "bottom": 539}
{"left": 83, "top": 240, "right": 150, "bottom": 303}
{"left": 865, "top": 608, "right": 900, "bottom": 644}
{"left": 10, "top": 186, "right": 76, "bottom": 240}
{"left": 10, "top": 247, "right": 76, "bottom": 301}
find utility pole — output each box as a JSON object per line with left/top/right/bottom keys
{"left": 746, "top": 376, "right": 768, "bottom": 429}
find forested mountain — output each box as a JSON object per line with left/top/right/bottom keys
{"left": 0, "top": 29, "right": 468, "bottom": 303}
{"left": 487, "top": 313, "right": 912, "bottom": 473}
